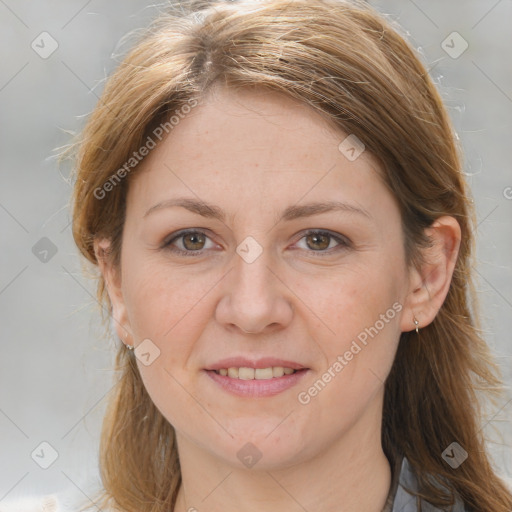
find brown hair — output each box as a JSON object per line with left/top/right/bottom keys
{"left": 70, "top": 0, "right": 512, "bottom": 510}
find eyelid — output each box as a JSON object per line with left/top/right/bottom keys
{"left": 292, "top": 229, "right": 351, "bottom": 252}
{"left": 162, "top": 228, "right": 219, "bottom": 253}
{"left": 162, "top": 228, "right": 351, "bottom": 256}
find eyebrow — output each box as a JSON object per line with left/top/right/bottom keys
{"left": 143, "top": 197, "right": 372, "bottom": 222}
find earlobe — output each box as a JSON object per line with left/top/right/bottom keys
{"left": 93, "top": 238, "right": 133, "bottom": 346}
{"left": 400, "top": 216, "right": 461, "bottom": 333}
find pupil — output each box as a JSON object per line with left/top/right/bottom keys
{"left": 308, "top": 233, "right": 329, "bottom": 250}
{"left": 184, "top": 233, "right": 204, "bottom": 250}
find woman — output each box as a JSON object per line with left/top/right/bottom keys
{"left": 68, "top": 0, "right": 512, "bottom": 510}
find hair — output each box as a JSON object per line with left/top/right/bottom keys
{"left": 69, "top": 0, "right": 512, "bottom": 511}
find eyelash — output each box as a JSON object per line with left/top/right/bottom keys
{"left": 162, "top": 229, "right": 351, "bottom": 257}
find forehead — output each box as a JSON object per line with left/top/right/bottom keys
{"left": 126, "top": 86, "right": 393, "bottom": 221}
{"left": 170, "top": 85, "right": 351, "bottom": 162}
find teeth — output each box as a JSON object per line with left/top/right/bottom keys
{"left": 255, "top": 367, "right": 273, "bottom": 380}
{"left": 239, "top": 367, "right": 255, "bottom": 380}
{"left": 216, "top": 366, "right": 298, "bottom": 379}
{"left": 273, "top": 366, "right": 284, "bottom": 377}
{"left": 227, "top": 367, "right": 239, "bottom": 378}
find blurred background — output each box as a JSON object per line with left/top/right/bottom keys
{"left": 1, "top": 0, "right": 511, "bottom": 507}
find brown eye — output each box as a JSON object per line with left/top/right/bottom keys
{"left": 182, "top": 232, "right": 206, "bottom": 250}
{"left": 295, "top": 230, "right": 350, "bottom": 255}
{"left": 305, "top": 232, "right": 331, "bottom": 251}
{"left": 163, "top": 229, "right": 215, "bottom": 256}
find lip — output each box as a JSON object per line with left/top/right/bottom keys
{"left": 205, "top": 357, "right": 307, "bottom": 371}
{"left": 205, "top": 368, "right": 310, "bottom": 397}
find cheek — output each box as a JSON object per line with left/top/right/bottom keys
{"left": 299, "top": 257, "right": 404, "bottom": 340}
{"left": 120, "top": 259, "right": 214, "bottom": 422}
{"left": 299, "top": 257, "right": 404, "bottom": 393}
{"left": 122, "top": 255, "right": 211, "bottom": 342}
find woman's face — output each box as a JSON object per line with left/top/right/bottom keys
{"left": 109, "top": 86, "right": 414, "bottom": 470}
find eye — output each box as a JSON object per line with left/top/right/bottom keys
{"left": 294, "top": 230, "right": 350, "bottom": 254}
{"left": 162, "top": 229, "right": 216, "bottom": 256}
{"left": 162, "top": 228, "right": 350, "bottom": 257}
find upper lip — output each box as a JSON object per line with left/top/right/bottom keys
{"left": 205, "top": 357, "right": 308, "bottom": 371}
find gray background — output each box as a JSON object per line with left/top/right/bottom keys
{"left": 1, "top": 0, "right": 511, "bottom": 505}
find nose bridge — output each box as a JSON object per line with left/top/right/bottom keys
{"left": 215, "top": 237, "right": 293, "bottom": 333}
{"left": 232, "top": 241, "right": 276, "bottom": 309}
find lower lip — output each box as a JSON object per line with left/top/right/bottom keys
{"left": 204, "top": 369, "right": 309, "bottom": 397}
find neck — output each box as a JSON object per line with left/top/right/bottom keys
{"left": 173, "top": 395, "right": 392, "bottom": 512}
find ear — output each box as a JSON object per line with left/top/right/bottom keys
{"left": 93, "top": 238, "right": 133, "bottom": 346}
{"left": 400, "top": 216, "right": 461, "bottom": 333}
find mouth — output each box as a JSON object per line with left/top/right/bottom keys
{"left": 204, "top": 358, "right": 310, "bottom": 397}
{"left": 211, "top": 366, "right": 302, "bottom": 379}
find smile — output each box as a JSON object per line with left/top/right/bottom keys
{"left": 205, "top": 368, "right": 309, "bottom": 397}
{"left": 214, "top": 366, "right": 297, "bottom": 379}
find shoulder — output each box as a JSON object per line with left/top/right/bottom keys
{"left": 0, "top": 489, "right": 115, "bottom": 512}
{"left": 0, "top": 495, "right": 60, "bottom": 512}
{"left": 392, "top": 457, "right": 468, "bottom": 511}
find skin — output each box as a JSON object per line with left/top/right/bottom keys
{"left": 95, "top": 86, "right": 461, "bottom": 512}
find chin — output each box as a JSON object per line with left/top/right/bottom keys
{"left": 213, "top": 430, "right": 312, "bottom": 471}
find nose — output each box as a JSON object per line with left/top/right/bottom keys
{"left": 215, "top": 246, "right": 293, "bottom": 335}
